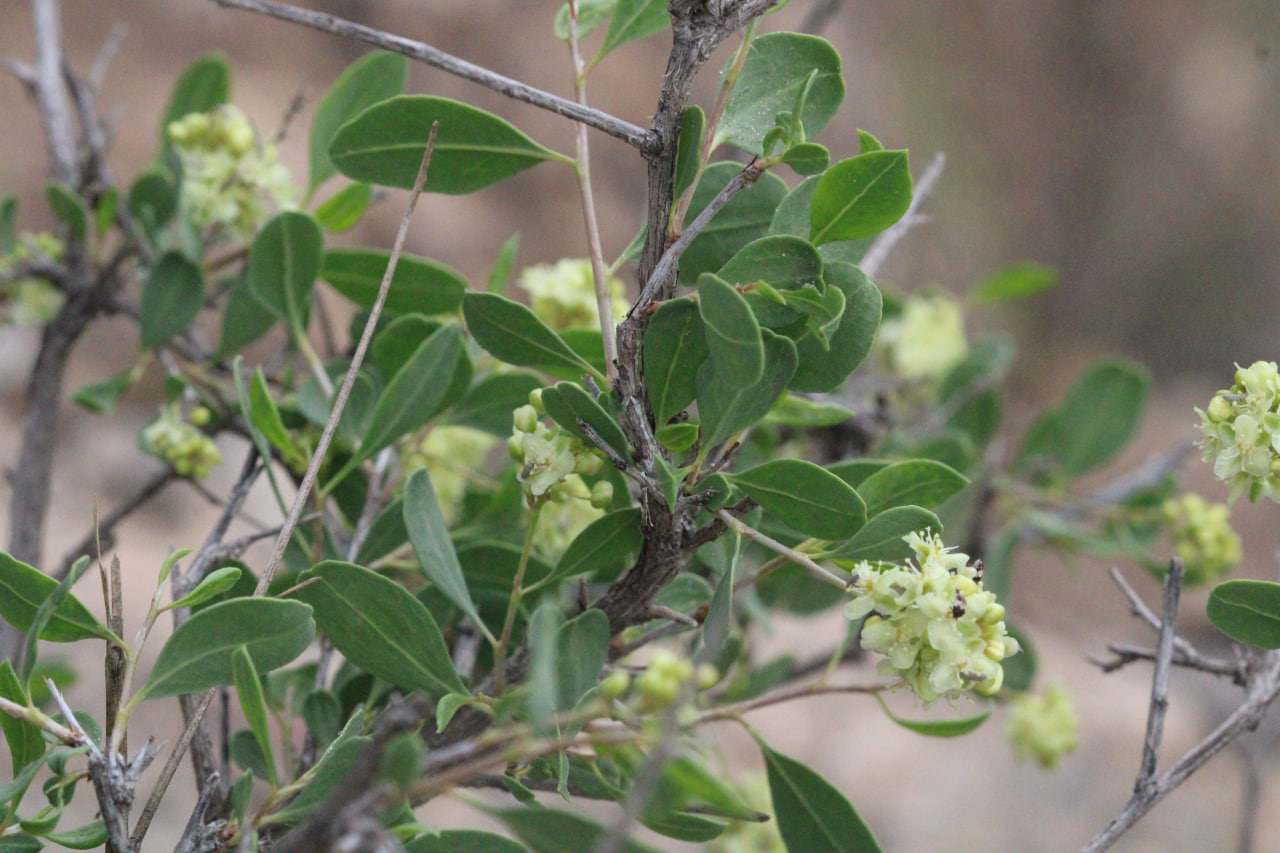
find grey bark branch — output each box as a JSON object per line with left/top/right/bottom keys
{"left": 28, "top": 0, "right": 78, "bottom": 185}
{"left": 210, "top": 0, "right": 656, "bottom": 153}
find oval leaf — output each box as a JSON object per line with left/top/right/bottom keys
{"left": 730, "top": 460, "right": 866, "bottom": 541}
{"left": 140, "top": 252, "right": 205, "bottom": 349}
{"left": 876, "top": 695, "right": 991, "bottom": 737}
{"left": 679, "top": 164, "right": 789, "bottom": 286}
{"left": 0, "top": 553, "right": 110, "bottom": 643}
{"left": 643, "top": 298, "right": 709, "bottom": 426}
{"left": 296, "top": 561, "right": 467, "bottom": 697}
{"left": 358, "top": 324, "right": 465, "bottom": 460}
{"left": 697, "top": 330, "right": 797, "bottom": 449}
{"left": 329, "top": 95, "right": 563, "bottom": 194}
{"left": 790, "top": 262, "right": 881, "bottom": 392}
{"left": 827, "top": 506, "right": 940, "bottom": 562}
{"left": 760, "top": 740, "right": 883, "bottom": 853}
{"left": 404, "top": 468, "right": 484, "bottom": 631}
{"left": 322, "top": 249, "right": 468, "bottom": 316}
{"left": 716, "top": 33, "right": 844, "bottom": 156}
{"left": 248, "top": 211, "right": 323, "bottom": 335}
{"left": 1208, "top": 580, "right": 1280, "bottom": 649}
{"left": 313, "top": 182, "right": 373, "bottom": 232}
{"left": 598, "top": 0, "right": 669, "bottom": 59}
{"left": 309, "top": 51, "right": 409, "bottom": 195}
{"left": 140, "top": 598, "right": 315, "bottom": 698}
{"left": 541, "top": 382, "right": 630, "bottom": 459}
{"left": 549, "top": 507, "right": 643, "bottom": 585}
{"left": 231, "top": 647, "right": 278, "bottom": 788}
{"left": 855, "top": 460, "right": 968, "bottom": 517}
{"left": 698, "top": 274, "right": 765, "bottom": 389}
{"left": 491, "top": 807, "right": 663, "bottom": 853}
{"left": 810, "top": 151, "right": 912, "bottom": 245}
{"left": 463, "top": 292, "right": 597, "bottom": 377}
{"left": 406, "top": 830, "right": 529, "bottom": 853}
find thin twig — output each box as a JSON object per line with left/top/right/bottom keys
{"left": 860, "top": 152, "right": 945, "bottom": 279}
{"left": 210, "top": 0, "right": 654, "bottom": 152}
{"left": 1137, "top": 558, "right": 1184, "bottom": 786}
{"left": 695, "top": 679, "right": 885, "bottom": 725}
{"left": 255, "top": 129, "right": 439, "bottom": 596}
{"left": 29, "top": 0, "right": 78, "bottom": 184}
{"left": 1105, "top": 566, "right": 1204, "bottom": 666}
{"left": 1090, "top": 642, "right": 1246, "bottom": 685}
{"left": 130, "top": 688, "right": 217, "bottom": 849}
{"left": 632, "top": 158, "right": 766, "bottom": 316}
{"left": 714, "top": 508, "right": 848, "bottom": 588}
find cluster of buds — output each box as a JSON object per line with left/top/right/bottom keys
{"left": 517, "top": 258, "right": 627, "bottom": 331}
{"left": 1005, "top": 684, "right": 1080, "bottom": 770}
{"left": 844, "top": 531, "right": 1019, "bottom": 705}
{"left": 878, "top": 292, "right": 968, "bottom": 383}
{"left": 509, "top": 392, "right": 610, "bottom": 504}
{"left": 1196, "top": 361, "right": 1280, "bottom": 502}
{"left": 167, "top": 105, "right": 297, "bottom": 241}
{"left": 401, "top": 425, "right": 497, "bottom": 523}
{"left": 142, "top": 406, "right": 222, "bottom": 479}
{"left": 610, "top": 649, "right": 718, "bottom": 713}
{"left": 0, "top": 232, "right": 65, "bottom": 326}
{"left": 1161, "top": 493, "right": 1241, "bottom": 585}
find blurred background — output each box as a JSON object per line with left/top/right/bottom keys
{"left": 3, "top": 1, "right": 1280, "bottom": 850}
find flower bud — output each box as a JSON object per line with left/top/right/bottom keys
{"left": 513, "top": 404, "right": 539, "bottom": 434}
{"left": 1206, "top": 395, "right": 1233, "bottom": 423}
{"left": 574, "top": 450, "right": 604, "bottom": 477}
{"left": 599, "top": 670, "right": 631, "bottom": 698}
{"left": 189, "top": 406, "right": 212, "bottom": 427}
{"left": 528, "top": 388, "right": 545, "bottom": 413}
{"left": 589, "top": 480, "right": 614, "bottom": 509}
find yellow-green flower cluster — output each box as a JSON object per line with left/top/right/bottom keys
{"left": 509, "top": 398, "right": 608, "bottom": 501}
{"left": 517, "top": 258, "right": 627, "bottom": 331}
{"left": 844, "top": 531, "right": 1018, "bottom": 705}
{"left": 1, "top": 232, "right": 65, "bottom": 326}
{"left": 632, "top": 649, "right": 718, "bottom": 712}
{"left": 1161, "top": 493, "right": 1241, "bottom": 585}
{"left": 143, "top": 406, "right": 223, "bottom": 479}
{"left": 401, "top": 426, "right": 497, "bottom": 523}
{"left": 878, "top": 293, "right": 968, "bottom": 382}
{"left": 1196, "top": 361, "right": 1280, "bottom": 502}
{"left": 168, "top": 106, "right": 297, "bottom": 241}
{"left": 1005, "top": 684, "right": 1079, "bottom": 770}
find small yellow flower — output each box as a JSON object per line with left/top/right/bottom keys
{"left": 1006, "top": 684, "right": 1079, "bottom": 770}
{"left": 879, "top": 293, "right": 968, "bottom": 382}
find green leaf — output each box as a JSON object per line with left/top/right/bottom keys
{"left": 0, "top": 553, "right": 111, "bottom": 643}
{"left": 729, "top": 460, "right": 866, "bottom": 541}
{"left": 698, "top": 274, "right": 765, "bottom": 388}
{"left": 162, "top": 53, "right": 229, "bottom": 138}
{"left": 313, "top": 182, "right": 373, "bottom": 232}
{"left": 405, "top": 468, "right": 485, "bottom": 632}
{"left": 295, "top": 561, "right": 467, "bottom": 696}
{"left": 356, "top": 324, "right": 465, "bottom": 461}
{"left": 643, "top": 297, "right": 709, "bottom": 425}
{"left": 45, "top": 181, "right": 87, "bottom": 245}
{"left": 322, "top": 249, "right": 468, "bottom": 316}
{"left": 679, "top": 164, "right": 789, "bottom": 286}
{"left": 0, "top": 662, "right": 44, "bottom": 776}
{"left": 876, "top": 695, "right": 990, "bottom": 737}
{"left": 548, "top": 508, "right": 643, "bottom": 585}
{"left": 656, "top": 422, "right": 699, "bottom": 453}
{"left": 673, "top": 107, "right": 706, "bottom": 199}
{"left": 763, "top": 394, "right": 855, "bottom": 428}
{"left": 232, "top": 647, "right": 278, "bottom": 788}
{"left": 491, "top": 807, "right": 663, "bottom": 853}
{"left": 166, "top": 566, "right": 243, "bottom": 612}
{"left": 790, "top": 262, "right": 881, "bottom": 393}
{"left": 309, "top": 51, "right": 409, "bottom": 196}
{"left": 446, "top": 371, "right": 543, "bottom": 436}
{"left": 554, "top": 0, "right": 615, "bottom": 41}
{"left": 139, "top": 251, "right": 205, "bottom": 349}
{"left": 972, "top": 261, "right": 1057, "bottom": 304}
{"left": 217, "top": 277, "right": 277, "bottom": 358}
{"left": 0, "top": 196, "right": 16, "bottom": 253}
{"left": 598, "top": 0, "right": 669, "bottom": 59}
{"left": 760, "top": 740, "right": 883, "bottom": 853}
{"left": 248, "top": 369, "right": 300, "bottom": 462}
{"left": 302, "top": 689, "right": 342, "bottom": 747}
{"left": 554, "top": 609, "right": 610, "bottom": 713}
{"left": 541, "top": 382, "right": 630, "bottom": 459}
{"left": 127, "top": 168, "right": 178, "bottom": 232}
{"left": 248, "top": 211, "right": 323, "bottom": 335}
{"left": 1016, "top": 359, "right": 1150, "bottom": 478}
{"left": 769, "top": 176, "right": 872, "bottom": 266}
{"left": 715, "top": 33, "right": 844, "bottom": 156}
{"left": 487, "top": 232, "right": 522, "bottom": 293}
{"left": 139, "top": 598, "right": 314, "bottom": 698}
{"left": 855, "top": 460, "right": 968, "bottom": 517}
{"left": 826, "top": 506, "right": 940, "bottom": 561}
{"left": 721, "top": 235, "right": 824, "bottom": 328}
{"left": 463, "top": 292, "right": 597, "bottom": 378}
{"left": 406, "top": 829, "right": 529, "bottom": 853}
{"left": 1207, "top": 580, "right": 1280, "bottom": 649}
{"left": 0, "top": 836, "right": 43, "bottom": 853}
{"left": 72, "top": 365, "right": 137, "bottom": 415}
{"left": 810, "top": 151, "right": 912, "bottom": 245}
{"left": 329, "top": 95, "right": 564, "bottom": 194}
{"left": 263, "top": 736, "right": 371, "bottom": 826}
{"left": 697, "top": 330, "right": 797, "bottom": 449}
{"left": 782, "top": 143, "right": 830, "bottom": 175}
{"left": 457, "top": 542, "right": 554, "bottom": 595}
{"left": 42, "top": 821, "right": 108, "bottom": 850}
